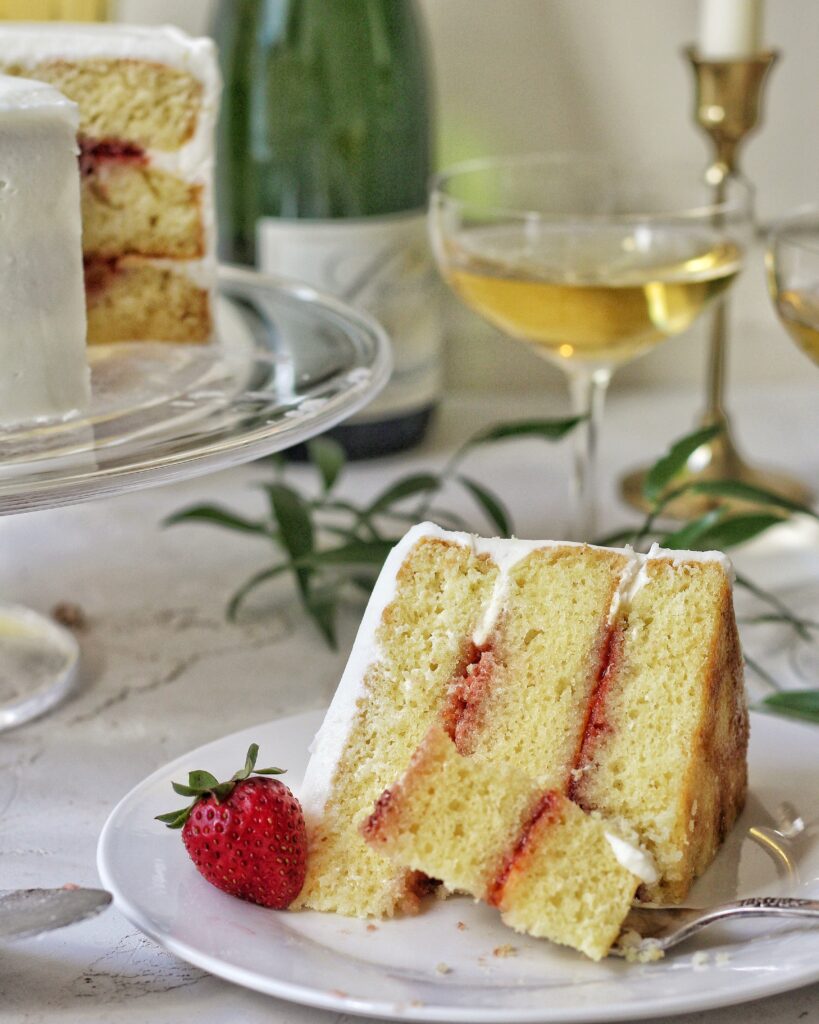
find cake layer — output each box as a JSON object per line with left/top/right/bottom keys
{"left": 81, "top": 148, "right": 204, "bottom": 260}
{"left": 85, "top": 258, "right": 211, "bottom": 344}
{"left": 363, "top": 726, "right": 642, "bottom": 960}
{"left": 300, "top": 523, "right": 746, "bottom": 919}
{"left": 0, "top": 73, "right": 89, "bottom": 424}
{"left": 0, "top": 24, "right": 218, "bottom": 151}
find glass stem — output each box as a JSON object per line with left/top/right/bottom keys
{"left": 566, "top": 367, "right": 612, "bottom": 542}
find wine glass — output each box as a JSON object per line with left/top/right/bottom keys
{"left": 767, "top": 205, "right": 819, "bottom": 369}
{"left": 766, "top": 205, "right": 819, "bottom": 681}
{"left": 429, "top": 155, "right": 751, "bottom": 539}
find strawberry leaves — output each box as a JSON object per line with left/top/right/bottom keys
{"left": 156, "top": 743, "right": 285, "bottom": 829}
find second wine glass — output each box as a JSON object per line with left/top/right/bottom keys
{"left": 429, "top": 155, "right": 751, "bottom": 539}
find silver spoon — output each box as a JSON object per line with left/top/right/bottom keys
{"left": 0, "top": 887, "right": 112, "bottom": 941}
{"left": 616, "top": 896, "right": 819, "bottom": 957}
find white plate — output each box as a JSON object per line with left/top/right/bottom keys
{"left": 97, "top": 708, "right": 819, "bottom": 1023}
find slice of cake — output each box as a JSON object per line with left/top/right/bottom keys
{"left": 296, "top": 523, "right": 747, "bottom": 919}
{"left": 362, "top": 726, "right": 647, "bottom": 960}
{"left": 0, "top": 23, "right": 221, "bottom": 344}
{"left": 0, "top": 73, "right": 89, "bottom": 425}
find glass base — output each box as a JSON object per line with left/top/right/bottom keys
{"left": 286, "top": 405, "right": 436, "bottom": 461}
{"left": 0, "top": 606, "right": 79, "bottom": 731}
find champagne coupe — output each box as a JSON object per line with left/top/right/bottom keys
{"left": 767, "top": 206, "right": 819, "bottom": 368}
{"left": 429, "top": 155, "right": 751, "bottom": 539}
{"left": 766, "top": 205, "right": 819, "bottom": 680}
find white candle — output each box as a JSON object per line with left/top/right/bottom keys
{"left": 698, "top": 0, "right": 764, "bottom": 58}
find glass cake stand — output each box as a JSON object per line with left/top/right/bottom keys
{"left": 0, "top": 264, "right": 391, "bottom": 731}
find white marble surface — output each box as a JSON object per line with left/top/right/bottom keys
{"left": 1, "top": 384, "right": 817, "bottom": 1024}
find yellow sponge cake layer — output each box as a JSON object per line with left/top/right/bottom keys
{"left": 571, "top": 556, "right": 747, "bottom": 903}
{"left": 85, "top": 259, "right": 211, "bottom": 344}
{"left": 364, "top": 727, "right": 641, "bottom": 960}
{"left": 81, "top": 154, "right": 204, "bottom": 260}
{"left": 2, "top": 58, "right": 201, "bottom": 150}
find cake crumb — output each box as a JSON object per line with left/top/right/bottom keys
{"left": 614, "top": 930, "right": 664, "bottom": 963}
{"left": 435, "top": 962, "right": 452, "bottom": 975}
{"left": 456, "top": 921, "right": 467, "bottom": 931}
{"left": 715, "top": 952, "right": 731, "bottom": 965}
{"left": 329, "top": 989, "right": 348, "bottom": 998}
{"left": 409, "top": 1000, "right": 424, "bottom": 1008}
{"left": 692, "top": 951, "right": 710, "bottom": 970}
{"left": 366, "top": 923, "right": 378, "bottom": 932}
{"left": 493, "top": 944, "right": 518, "bottom": 958}
{"left": 52, "top": 602, "right": 87, "bottom": 630}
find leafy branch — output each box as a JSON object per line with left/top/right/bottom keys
{"left": 166, "top": 418, "right": 819, "bottom": 724}
{"left": 165, "top": 417, "right": 582, "bottom": 648}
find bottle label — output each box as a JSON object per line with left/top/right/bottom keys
{"left": 257, "top": 211, "right": 442, "bottom": 421}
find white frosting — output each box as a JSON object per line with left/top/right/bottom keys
{"left": 0, "top": 73, "right": 90, "bottom": 424}
{"left": 0, "top": 24, "right": 222, "bottom": 335}
{"left": 605, "top": 832, "right": 659, "bottom": 884}
{"left": 299, "top": 523, "right": 735, "bottom": 824}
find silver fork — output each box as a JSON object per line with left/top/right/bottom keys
{"left": 615, "top": 897, "right": 819, "bottom": 956}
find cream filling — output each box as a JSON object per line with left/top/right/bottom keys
{"left": 605, "top": 832, "right": 659, "bottom": 885}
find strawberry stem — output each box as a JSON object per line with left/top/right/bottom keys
{"left": 156, "top": 744, "right": 286, "bottom": 829}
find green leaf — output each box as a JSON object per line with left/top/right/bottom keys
{"left": 164, "top": 505, "right": 269, "bottom": 536}
{"left": 465, "top": 416, "right": 584, "bottom": 448}
{"left": 367, "top": 474, "right": 440, "bottom": 515}
{"left": 304, "top": 588, "right": 339, "bottom": 649}
{"left": 305, "top": 540, "right": 394, "bottom": 567}
{"left": 227, "top": 564, "right": 291, "bottom": 621}
{"left": 760, "top": 690, "right": 819, "bottom": 725}
{"left": 254, "top": 766, "right": 286, "bottom": 775}
{"left": 667, "top": 513, "right": 786, "bottom": 550}
{"left": 642, "top": 425, "right": 723, "bottom": 503}
{"left": 307, "top": 437, "right": 346, "bottom": 493}
{"left": 457, "top": 476, "right": 512, "bottom": 537}
{"left": 668, "top": 479, "right": 818, "bottom": 519}
{"left": 263, "top": 483, "right": 315, "bottom": 605}
{"left": 188, "top": 770, "right": 219, "bottom": 790}
{"left": 659, "top": 509, "right": 725, "bottom": 549}
{"left": 171, "top": 782, "right": 199, "bottom": 797}
{"left": 155, "top": 807, "right": 191, "bottom": 829}
{"left": 263, "top": 484, "right": 314, "bottom": 561}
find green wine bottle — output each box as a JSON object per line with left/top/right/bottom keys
{"left": 213, "top": 0, "right": 441, "bottom": 458}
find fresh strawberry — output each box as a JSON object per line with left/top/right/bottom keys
{"left": 156, "top": 743, "right": 307, "bottom": 910}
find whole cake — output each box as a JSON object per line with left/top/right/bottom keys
{"left": 0, "top": 23, "right": 220, "bottom": 345}
{"left": 296, "top": 523, "right": 748, "bottom": 933}
{"left": 0, "top": 73, "right": 89, "bottom": 424}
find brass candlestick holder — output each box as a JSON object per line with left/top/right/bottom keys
{"left": 622, "top": 46, "right": 813, "bottom": 517}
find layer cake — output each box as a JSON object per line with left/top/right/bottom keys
{"left": 0, "top": 23, "right": 221, "bottom": 344}
{"left": 296, "top": 523, "right": 748, "bottom": 934}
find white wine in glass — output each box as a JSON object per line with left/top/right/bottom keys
{"left": 769, "top": 208, "right": 819, "bottom": 369}
{"left": 430, "top": 155, "right": 751, "bottom": 539}
{"left": 766, "top": 206, "right": 819, "bottom": 682}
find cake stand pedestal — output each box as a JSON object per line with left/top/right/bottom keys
{"left": 0, "top": 265, "right": 390, "bottom": 731}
